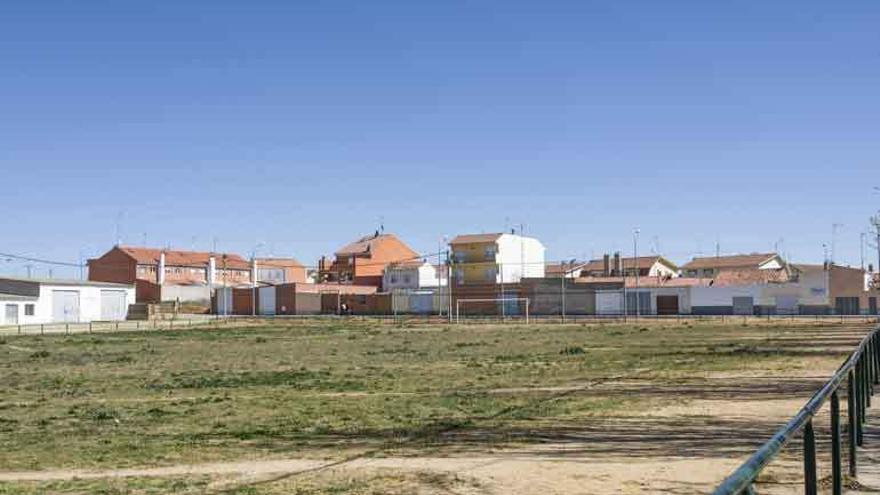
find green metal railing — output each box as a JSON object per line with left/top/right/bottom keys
{"left": 712, "top": 325, "right": 880, "bottom": 495}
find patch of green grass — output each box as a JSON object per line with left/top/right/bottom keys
{"left": 0, "top": 319, "right": 859, "bottom": 471}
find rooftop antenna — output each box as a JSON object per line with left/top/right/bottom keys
{"left": 114, "top": 210, "right": 124, "bottom": 246}
{"left": 142, "top": 232, "right": 148, "bottom": 247}
{"left": 831, "top": 223, "right": 843, "bottom": 264}
{"left": 379, "top": 216, "right": 385, "bottom": 235}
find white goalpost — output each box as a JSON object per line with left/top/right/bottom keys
{"left": 455, "top": 297, "right": 530, "bottom": 323}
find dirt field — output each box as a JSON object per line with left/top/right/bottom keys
{"left": 0, "top": 318, "right": 873, "bottom": 494}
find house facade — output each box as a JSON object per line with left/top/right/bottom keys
{"left": 88, "top": 246, "right": 252, "bottom": 303}
{"left": 255, "top": 257, "right": 307, "bottom": 285}
{"left": 319, "top": 233, "right": 419, "bottom": 288}
{"left": 681, "top": 253, "right": 787, "bottom": 279}
{"left": 578, "top": 254, "right": 679, "bottom": 279}
{"left": 0, "top": 277, "right": 135, "bottom": 325}
{"left": 383, "top": 260, "right": 447, "bottom": 291}
{"left": 449, "top": 233, "right": 545, "bottom": 285}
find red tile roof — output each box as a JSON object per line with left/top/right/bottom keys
{"left": 681, "top": 253, "right": 779, "bottom": 270}
{"left": 580, "top": 256, "right": 677, "bottom": 273}
{"left": 118, "top": 246, "right": 251, "bottom": 270}
{"left": 335, "top": 233, "right": 413, "bottom": 256}
{"left": 449, "top": 233, "right": 504, "bottom": 245}
{"left": 254, "top": 257, "right": 304, "bottom": 268}
{"left": 575, "top": 276, "right": 708, "bottom": 288}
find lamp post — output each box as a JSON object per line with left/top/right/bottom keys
{"left": 633, "top": 229, "right": 641, "bottom": 317}
{"left": 251, "top": 242, "right": 264, "bottom": 317}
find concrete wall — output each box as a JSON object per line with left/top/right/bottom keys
{"left": 160, "top": 285, "right": 211, "bottom": 304}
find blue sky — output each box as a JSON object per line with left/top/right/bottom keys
{"left": 1, "top": 1, "right": 879, "bottom": 277}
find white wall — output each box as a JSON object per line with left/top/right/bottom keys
{"left": 384, "top": 263, "right": 447, "bottom": 290}
{"left": 690, "top": 285, "right": 763, "bottom": 308}
{"left": 649, "top": 262, "right": 678, "bottom": 278}
{"left": 0, "top": 298, "right": 39, "bottom": 326}
{"left": 0, "top": 284, "right": 135, "bottom": 325}
{"left": 496, "top": 234, "right": 545, "bottom": 283}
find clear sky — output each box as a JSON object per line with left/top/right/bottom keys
{"left": 1, "top": 1, "right": 879, "bottom": 277}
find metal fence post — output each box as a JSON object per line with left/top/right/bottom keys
{"left": 831, "top": 391, "right": 842, "bottom": 495}
{"left": 803, "top": 420, "right": 817, "bottom": 495}
{"left": 849, "top": 369, "right": 859, "bottom": 474}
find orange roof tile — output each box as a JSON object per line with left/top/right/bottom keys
{"left": 682, "top": 253, "right": 779, "bottom": 270}
{"left": 118, "top": 246, "right": 251, "bottom": 270}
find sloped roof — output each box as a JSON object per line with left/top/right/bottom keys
{"left": 449, "top": 233, "right": 504, "bottom": 245}
{"left": 117, "top": 246, "right": 251, "bottom": 270}
{"left": 580, "top": 256, "right": 677, "bottom": 273}
{"left": 682, "top": 253, "right": 779, "bottom": 270}
{"left": 709, "top": 268, "right": 792, "bottom": 286}
{"left": 335, "top": 233, "right": 411, "bottom": 256}
{"left": 575, "top": 276, "right": 708, "bottom": 288}
{"left": 255, "top": 257, "right": 304, "bottom": 268}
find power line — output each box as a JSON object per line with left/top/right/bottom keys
{"left": 0, "top": 251, "right": 84, "bottom": 268}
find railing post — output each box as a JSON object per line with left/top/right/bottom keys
{"left": 874, "top": 334, "right": 880, "bottom": 386}
{"left": 866, "top": 348, "right": 873, "bottom": 407}
{"left": 803, "top": 420, "right": 818, "bottom": 495}
{"left": 831, "top": 391, "right": 842, "bottom": 495}
{"left": 862, "top": 358, "right": 869, "bottom": 425}
{"left": 857, "top": 361, "right": 865, "bottom": 446}
{"left": 849, "top": 369, "right": 859, "bottom": 474}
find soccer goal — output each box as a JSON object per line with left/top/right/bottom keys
{"left": 455, "top": 297, "right": 530, "bottom": 323}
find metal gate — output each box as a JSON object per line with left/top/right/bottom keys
{"left": 100, "top": 290, "right": 128, "bottom": 321}
{"left": 656, "top": 295, "right": 679, "bottom": 316}
{"left": 52, "top": 290, "right": 80, "bottom": 323}
{"left": 4, "top": 304, "right": 17, "bottom": 325}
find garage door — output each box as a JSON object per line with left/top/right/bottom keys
{"left": 656, "top": 296, "right": 679, "bottom": 316}
{"left": 100, "top": 290, "right": 128, "bottom": 321}
{"left": 258, "top": 287, "right": 276, "bottom": 316}
{"left": 732, "top": 297, "right": 754, "bottom": 316}
{"left": 596, "top": 292, "right": 622, "bottom": 315}
{"left": 52, "top": 290, "right": 80, "bottom": 323}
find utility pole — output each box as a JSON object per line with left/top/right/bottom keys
{"left": 634, "top": 228, "right": 641, "bottom": 317}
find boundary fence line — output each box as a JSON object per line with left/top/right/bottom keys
{"left": 2, "top": 314, "right": 879, "bottom": 337}
{"left": 712, "top": 323, "right": 880, "bottom": 495}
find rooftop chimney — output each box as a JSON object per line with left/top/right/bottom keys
{"left": 603, "top": 254, "right": 611, "bottom": 277}
{"left": 613, "top": 252, "right": 622, "bottom": 276}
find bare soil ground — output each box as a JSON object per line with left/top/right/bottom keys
{"left": 0, "top": 318, "right": 874, "bottom": 494}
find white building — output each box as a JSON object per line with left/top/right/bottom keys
{"left": 383, "top": 260, "right": 448, "bottom": 291}
{"left": 0, "top": 277, "right": 135, "bottom": 326}
{"left": 449, "top": 232, "right": 546, "bottom": 285}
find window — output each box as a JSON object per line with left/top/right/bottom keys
{"left": 403, "top": 275, "right": 411, "bottom": 284}
{"left": 390, "top": 275, "right": 398, "bottom": 284}
{"left": 484, "top": 268, "right": 496, "bottom": 281}
{"left": 484, "top": 247, "right": 495, "bottom": 259}
{"left": 24, "top": 304, "right": 35, "bottom": 316}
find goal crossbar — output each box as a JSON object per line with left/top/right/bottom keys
{"left": 455, "top": 297, "right": 530, "bottom": 323}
